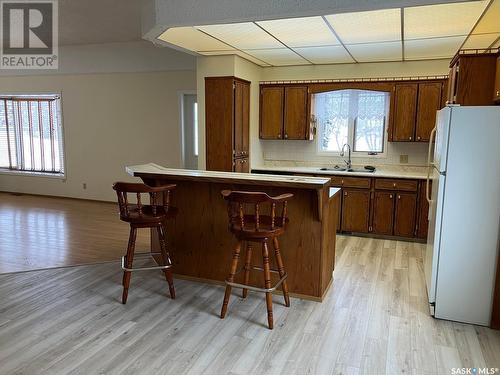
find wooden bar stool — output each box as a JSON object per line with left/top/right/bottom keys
{"left": 112, "top": 182, "right": 177, "bottom": 304}
{"left": 220, "top": 190, "right": 293, "bottom": 329}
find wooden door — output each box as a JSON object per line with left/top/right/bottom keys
{"left": 260, "top": 86, "right": 284, "bottom": 139}
{"left": 392, "top": 83, "right": 418, "bottom": 141}
{"left": 233, "top": 157, "right": 249, "bottom": 173}
{"left": 341, "top": 189, "right": 370, "bottom": 233}
{"left": 284, "top": 86, "right": 309, "bottom": 140}
{"left": 394, "top": 192, "right": 417, "bottom": 237}
{"left": 417, "top": 180, "right": 431, "bottom": 239}
{"left": 372, "top": 191, "right": 395, "bottom": 235}
{"left": 234, "top": 80, "right": 250, "bottom": 158}
{"left": 416, "top": 82, "right": 442, "bottom": 142}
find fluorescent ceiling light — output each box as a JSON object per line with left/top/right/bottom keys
{"left": 243, "top": 49, "right": 310, "bottom": 66}
{"left": 196, "top": 22, "right": 282, "bottom": 50}
{"left": 257, "top": 16, "right": 340, "bottom": 47}
{"left": 198, "top": 50, "right": 271, "bottom": 66}
{"left": 404, "top": 1, "right": 489, "bottom": 39}
{"left": 293, "top": 46, "right": 353, "bottom": 64}
{"left": 325, "top": 8, "right": 401, "bottom": 44}
{"left": 347, "top": 41, "right": 402, "bottom": 62}
{"left": 405, "top": 36, "right": 467, "bottom": 60}
{"left": 158, "top": 27, "right": 232, "bottom": 52}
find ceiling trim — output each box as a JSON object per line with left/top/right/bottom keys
{"left": 457, "top": 0, "right": 495, "bottom": 50}
{"left": 321, "top": 16, "right": 358, "bottom": 63}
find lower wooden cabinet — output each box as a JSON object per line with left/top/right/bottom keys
{"left": 372, "top": 191, "right": 395, "bottom": 235}
{"left": 394, "top": 193, "right": 417, "bottom": 237}
{"left": 341, "top": 189, "right": 370, "bottom": 233}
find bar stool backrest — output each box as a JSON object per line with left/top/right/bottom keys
{"left": 221, "top": 190, "right": 293, "bottom": 232}
{"left": 112, "top": 182, "right": 176, "bottom": 220}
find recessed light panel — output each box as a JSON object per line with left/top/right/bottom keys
{"left": 325, "top": 8, "right": 401, "bottom": 44}
{"left": 196, "top": 22, "right": 282, "bottom": 50}
{"left": 257, "top": 16, "right": 340, "bottom": 47}
{"left": 472, "top": 0, "right": 500, "bottom": 35}
{"left": 243, "top": 49, "right": 310, "bottom": 66}
{"left": 405, "top": 36, "right": 467, "bottom": 60}
{"left": 347, "top": 41, "right": 402, "bottom": 62}
{"left": 405, "top": 1, "right": 489, "bottom": 40}
{"left": 293, "top": 46, "right": 353, "bottom": 64}
{"left": 198, "top": 50, "right": 271, "bottom": 66}
{"left": 158, "top": 27, "right": 232, "bottom": 52}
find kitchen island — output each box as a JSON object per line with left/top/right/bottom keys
{"left": 127, "top": 163, "right": 340, "bottom": 301}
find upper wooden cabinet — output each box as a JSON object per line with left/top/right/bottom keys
{"left": 416, "top": 82, "right": 442, "bottom": 142}
{"left": 392, "top": 83, "right": 418, "bottom": 142}
{"left": 448, "top": 50, "right": 498, "bottom": 106}
{"left": 260, "top": 86, "right": 284, "bottom": 139}
{"left": 205, "top": 76, "right": 250, "bottom": 172}
{"left": 390, "top": 80, "right": 445, "bottom": 142}
{"left": 260, "top": 85, "right": 312, "bottom": 140}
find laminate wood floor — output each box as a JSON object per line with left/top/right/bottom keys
{"left": 1, "top": 235, "right": 499, "bottom": 375}
{"left": 0, "top": 192, "right": 149, "bottom": 273}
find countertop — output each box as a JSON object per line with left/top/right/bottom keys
{"left": 127, "top": 163, "right": 331, "bottom": 189}
{"left": 252, "top": 165, "right": 428, "bottom": 180}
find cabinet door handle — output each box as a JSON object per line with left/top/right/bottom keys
{"left": 341, "top": 179, "right": 344, "bottom": 185}
{"left": 277, "top": 133, "right": 281, "bottom": 139}
{"left": 390, "top": 194, "right": 393, "bottom": 199}
{"left": 398, "top": 195, "right": 401, "bottom": 199}
{"left": 344, "top": 191, "right": 348, "bottom": 196}
{"left": 409, "top": 136, "right": 412, "bottom": 140}
{"left": 284, "top": 134, "right": 289, "bottom": 139}
{"left": 393, "top": 183, "right": 396, "bottom": 188}
{"left": 417, "top": 136, "right": 421, "bottom": 141}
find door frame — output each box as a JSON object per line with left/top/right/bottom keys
{"left": 178, "top": 90, "right": 197, "bottom": 169}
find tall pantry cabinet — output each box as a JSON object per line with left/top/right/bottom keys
{"left": 205, "top": 76, "right": 250, "bottom": 172}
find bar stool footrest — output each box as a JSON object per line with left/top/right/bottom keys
{"left": 225, "top": 266, "right": 287, "bottom": 293}
{"left": 121, "top": 252, "right": 172, "bottom": 272}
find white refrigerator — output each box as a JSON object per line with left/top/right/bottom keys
{"left": 425, "top": 105, "right": 500, "bottom": 326}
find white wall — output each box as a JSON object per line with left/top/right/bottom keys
{"left": 0, "top": 42, "right": 196, "bottom": 202}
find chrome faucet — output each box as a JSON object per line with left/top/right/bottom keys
{"left": 340, "top": 143, "right": 352, "bottom": 170}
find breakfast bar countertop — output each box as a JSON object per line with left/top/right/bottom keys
{"left": 127, "top": 163, "right": 331, "bottom": 189}
{"left": 251, "top": 165, "right": 429, "bottom": 180}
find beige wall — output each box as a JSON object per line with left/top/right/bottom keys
{"left": 0, "top": 70, "right": 196, "bottom": 201}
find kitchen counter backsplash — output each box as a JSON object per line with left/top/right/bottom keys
{"left": 261, "top": 139, "right": 429, "bottom": 167}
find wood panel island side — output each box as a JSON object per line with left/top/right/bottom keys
{"left": 126, "top": 163, "right": 341, "bottom": 301}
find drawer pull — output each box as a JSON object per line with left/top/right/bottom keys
{"left": 344, "top": 191, "right": 348, "bottom": 196}
{"left": 398, "top": 195, "right": 401, "bottom": 199}
{"left": 390, "top": 194, "right": 393, "bottom": 199}
{"left": 341, "top": 179, "right": 344, "bottom": 185}
{"left": 284, "top": 134, "right": 289, "bottom": 139}
{"left": 393, "top": 183, "right": 396, "bottom": 188}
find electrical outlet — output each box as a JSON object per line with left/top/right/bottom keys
{"left": 83, "top": 183, "right": 87, "bottom": 190}
{"left": 400, "top": 155, "right": 409, "bottom": 164}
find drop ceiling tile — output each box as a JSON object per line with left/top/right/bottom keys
{"left": 256, "top": 16, "right": 340, "bottom": 48}
{"left": 472, "top": 0, "right": 500, "bottom": 34}
{"left": 157, "top": 27, "right": 233, "bottom": 52}
{"left": 405, "top": 36, "right": 467, "bottom": 60}
{"left": 325, "top": 8, "right": 401, "bottom": 44}
{"left": 198, "top": 50, "right": 271, "bottom": 66}
{"left": 243, "top": 49, "right": 310, "bottom": 66}
{"left": 404, "top": 1, "right": 489, "bottom": 39}
{"left": 293, "top": 46, "right": 353, "bottom": 64}
{"left": 462, "top": 33, "right": 500, "bottom": 49}
{"left": 196, "top": 22, "right": 282, "bottom": 50}
{"left": 347, "top": 41, "right": 402, "bottom": 62}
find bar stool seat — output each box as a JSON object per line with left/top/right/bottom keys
{"left": 113, "top": 182, "right": 177, "bottom": 304}
{"left": 220, "top": 190, "right": 293, "bottom": 329}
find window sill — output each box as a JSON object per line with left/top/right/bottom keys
{"left": 0, "top": 169, "right": 66, "bottom": 180}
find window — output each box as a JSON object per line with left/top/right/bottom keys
{"left": 314, "top": 89, "right": 389, "bottom": 155}
{"left": 0, "top": 94, "right": 64, "bottom": 175}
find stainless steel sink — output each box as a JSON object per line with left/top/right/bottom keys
{"left": 319, "top": 167, "right": 375, "bottom": 173}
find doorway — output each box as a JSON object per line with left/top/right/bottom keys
{"left": 180, "top": 93, "right": 198, "bottom": 169}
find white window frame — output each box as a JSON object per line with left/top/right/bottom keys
{"left": 0, "top": 92, "right": 66, "bottom": 178}
{"left": 315, "top": 89, "right": 389, "bottom": 159}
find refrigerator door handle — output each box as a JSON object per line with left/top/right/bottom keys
{"left": 426, "top": 127, "right": 437, "bottom": 203}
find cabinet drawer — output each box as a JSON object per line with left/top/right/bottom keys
{"left": 375, "top": 178, "right": 417, "bottom": 192}
{"left": 330, "top": 176, "right": 371, "bottom": 189}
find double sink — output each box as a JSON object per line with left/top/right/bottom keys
{"left": 319, "top": 167, "right": 375, "bottom": 174}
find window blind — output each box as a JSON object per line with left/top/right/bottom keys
{"left": 0, "top": 95, "right": 64, "bottom": 174}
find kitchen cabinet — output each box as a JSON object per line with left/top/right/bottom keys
{"left": 448, "top": 50, "right": 498, "bottom": 105}
{"left": 416, "top": 82, "right": 442, "bottom": 141}
{"left": 260, "top": 86, "right": 284, "bottom": 139}
{"left": 372, "top": 191, "right": 395, "bottom": 235}
{"left": 417, "top": 180, "right": 431, "bottom": 239}
{"left": 391, "top": 83, "right": 418, "bottom": 142}
{"left": 259, "top": 84, "right": 312, "bottom": 140}
{"left": 341, "top": 189, "right": 370, "bottom": 233}
{"left": 394, "top": 193, "right": 417, "bottom": 237}
{"left": 494, "top": 55, "right": 500, "bottom": 102}
{"left": 205, "top": 76, "right": 250, "bottom": 172}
